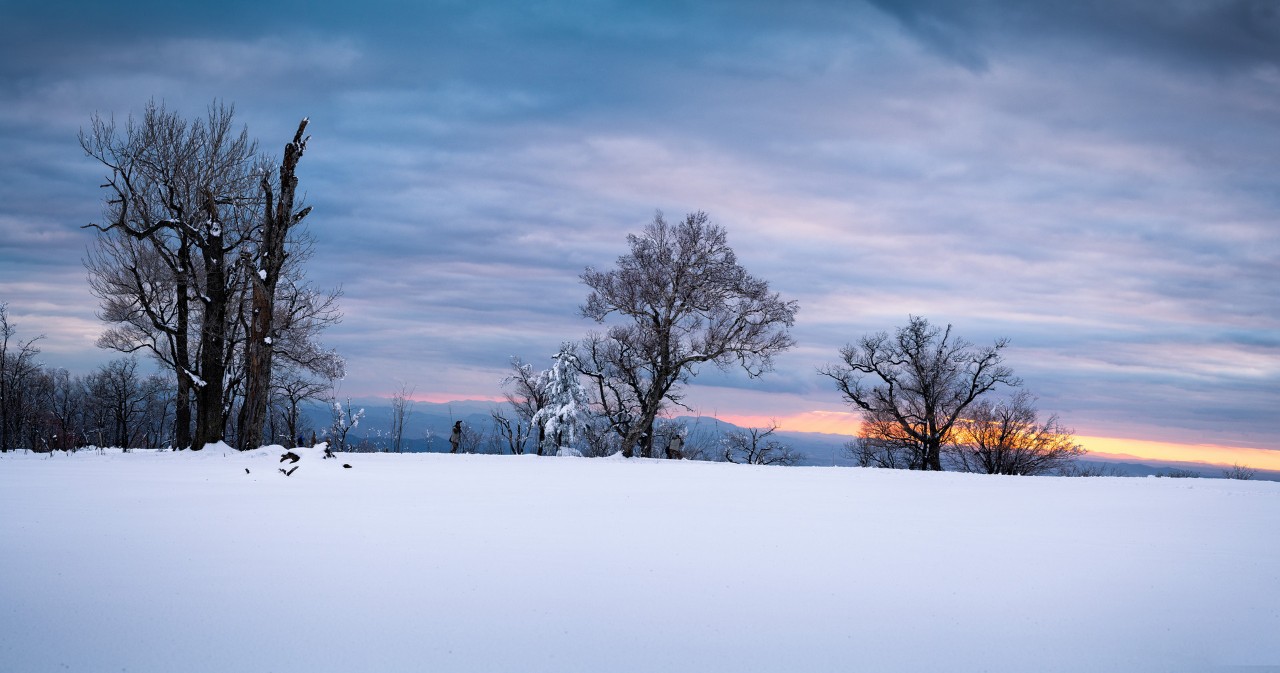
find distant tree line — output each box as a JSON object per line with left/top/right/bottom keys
{"left": 0, "top": 303, "right": 327, "bottom": 451}
{"left": 1, "top": 304, "right": 171, "bottom": 451}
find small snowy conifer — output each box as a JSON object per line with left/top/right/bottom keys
{"left": 532, "top": 345, "right": 591, "bottom": 454}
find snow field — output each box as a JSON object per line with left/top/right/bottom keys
{"left": 1, "top": 447, "right": 1277, "bottom": 672}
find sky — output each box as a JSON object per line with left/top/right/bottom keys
{"left": 1, "top": 1, "right": 1277, "bottom": 464}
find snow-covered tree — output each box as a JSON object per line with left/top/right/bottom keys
{"left": 532, "top": 345, "right": 591, "bottom": 456}
{"left": 325, "top": 391, "right": 364, "bottom": 453}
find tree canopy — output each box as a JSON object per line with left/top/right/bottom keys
{"left": 580, "top": 211, "right": 799, "bottom": 457}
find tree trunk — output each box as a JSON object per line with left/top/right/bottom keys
{"left": 925, "top": 438, "right": 944, "bottom": 471}
{"left": 623, "top": 386, "right": 665, "bottom": 459}
{"left": 237, "top": 119, "right": 308, "bottom": 451}
{"left": 173, "top": 265, "right": 193, "bottom": 449}
{"left": 193, "top": 195, "right": 229, "bottom": 450}
{"left": 237, "top": 277, "right": 272, "bottom": 449}
{"left": 620, "top": 414, "right": 645, "bottom": 459}
{"left": 1, "top": 325, "right": 11, "bottom": 452}
{"left": 285, "top": 399, "right": 301, "bottom": 445}
{"left": 0, "top": 363, "right": 9, "bottom": 453}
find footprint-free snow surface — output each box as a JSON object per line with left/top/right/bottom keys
{"left": 2, "top": 446, "right": 1277, "bottom": 672}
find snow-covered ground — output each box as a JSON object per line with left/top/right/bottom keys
{"left": 2, "top": 446, "right": 1277, "bottom": 673}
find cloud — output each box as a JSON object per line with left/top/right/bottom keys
{"left": 866, "top": 0, "right": 991, "bottom": 71}
{"left": 865, "top": 0, "right": 1280, "bottom": 73}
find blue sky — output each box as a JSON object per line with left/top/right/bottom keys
{"left": 1, "top": 1, "right": 1277, "bottom": 454}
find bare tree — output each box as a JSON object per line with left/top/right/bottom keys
{"left": 268, "top": 364, "right": 328, "bottom": 446}
{"left": 821, "top": 316, "right": 1019, "bottom": 471}
{"left": 500, "top": 356, "right": 549, "bottom": 454}
{"left": 138, "top": 373, "right": 174, "bottom": 448}
{"left": 490, "top": 407, "right": 531, "bottom": 455}
{"left": 1223, "top": 463, "right": 1257, "bottom": 480}
{"left": 81, "top": 101, "right": 265, "bottom": 449}
{"left": 581, "top": 211, "right": 799, "bottom": 458}
{"left": 946, "top": 391, "right": 1085, "bottom": 476}
{"left": 325, "top": 391, "right": 365, "bottom": 453}
{"left": 479, "top": 421, "right": 512, "bottom": 455}
{"left": 236, "top": 119, "right": 314, "bottom": 451}
{"left": 41, "top": 368, "right": 86, "bottom": 451}
{"left": 389, "top": 383, "right": 415, "bottom": 453}
{"left": 10, "top": 355, "right": 174, "bottom": 452}
{"left": 722, "top": 421, "right": 804, "bottom": 466}
{"left": 85, "top": 357, "right": 153, "bottom": 448}
{"left": 23, "top": 369, "right": 60, "bottom": 452}
{"left": 82, "top": 102, "right": 339, "bottom": 451}
{"left": 0, "top": 304, "right": 44, "bottom": 452}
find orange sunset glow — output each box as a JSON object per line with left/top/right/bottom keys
{"left": 721, "top": 411, "right": 1280, "bottom": 472}
{"left": 1076, "top": 436, "right": 1280, "bottom": 472}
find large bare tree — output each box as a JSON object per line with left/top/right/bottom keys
{"left": 581, "top": 211, "right": 799, "bottom": 458}
{"left": 236, "top": 119, "right": 313, "bottom": 451}
{"left": 268, "top": 363, "right": 330, "bottom": 446}
{"left": 821, "top": 316, "right": 1020, "bottom": 471}
{"left": 82, "top": 102, "right": 338, "bottom": 450}
{"left": 82, "top": 101, "right": 263, "bottom": 449}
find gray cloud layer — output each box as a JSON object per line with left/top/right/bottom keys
{"left": 1, "top": 1, "right": 1276, "bottom": 448}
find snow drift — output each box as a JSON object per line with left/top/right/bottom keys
{"left": 1, "top": 447, "right": 1276, "bottom": 672}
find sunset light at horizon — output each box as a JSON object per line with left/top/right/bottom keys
{"left": 720, "top": 412, "right": 1280, "bottom": 472}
